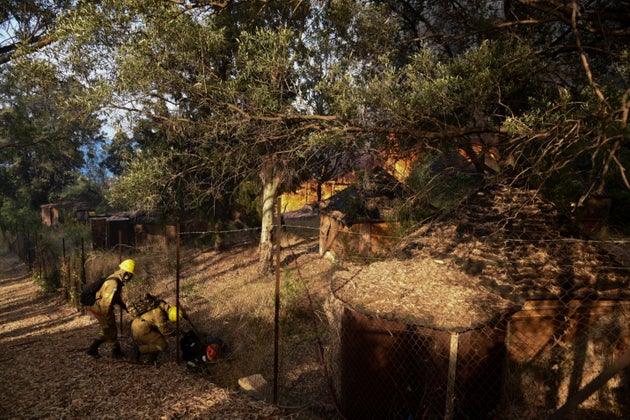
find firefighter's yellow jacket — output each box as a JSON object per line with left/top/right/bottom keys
{"left": 86, "top": 269, "right": 128, "bottom": 345}
{"left": 131, "top": 300, "right": 175, "bottom": 355}
{"left": 91, "top": 269, "right": 127, "bottom": 317}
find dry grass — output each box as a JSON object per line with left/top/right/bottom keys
{"left": 0, "top": 220, "right": 338, "bottom": 419}
{"left": 115, "top": 226, "right": 337, "bottom": 416}
{"left": 0, "top": 247, "right": 286, "bottom": 419}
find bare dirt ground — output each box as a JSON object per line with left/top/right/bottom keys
{"left": 0, "top": 246, "right": 288, "bottom": 419}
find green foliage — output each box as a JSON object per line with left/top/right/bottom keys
{"left": 57, "top": 2, "right": 330, "bottom": 232}
{"left": 280, "top": 272, "right": 311, "bottom": 333}
{"left": 403, "top": 158, "right": 481, "bottom": 219}
{"left": 504, "top": 82, "right": 630, "bottom": 211}
{"left": 0, "top": 55, "right": 105, "bottom": 228}
{"left": 235, "top": 180, "right": 263, "bottom": 224}
{"left": 5, "top": 0, "right": 628, "bottom": 247}
{"left": 56, "top": 175, "right": 104, "bottom": 205}
{"left": 61, "top": 224, "right": 92, "bottom": 248}
{"left": 106, "top": 152, "right": 171, "bottom": 213}
{"left": 33, "top": 272, "right": 59, "bottom": 293}
{"left": 33, "top": 231, "right": 64, "bottom": 291}
{"left": 0, "top": 201, "right": 41, "bottom": 233}
{"left": 0, "top": 0, "right": 74, "bottom": 64}
{"left": 404, "top": 51, "right": 457, "bottom": 118}
{"left": 234, "top": 28, "right": 296, "bottom": 112}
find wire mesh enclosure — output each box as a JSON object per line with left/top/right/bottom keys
{"left": 309, "top": 182, "right": 630, "bottom": 419}
{"left": 4, "top": 180, "right": 628, "bottom": 419}
{"left": 324, "top": 302, "right": 509, "bottom": 419}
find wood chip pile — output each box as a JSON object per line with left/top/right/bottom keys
{"left": 332, "top": 183, "right": 630, "bottom": 331}
{"left": 332, "top": 257, "right": 518, "bottom": 331}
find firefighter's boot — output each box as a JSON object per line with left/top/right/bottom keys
{"left": 86, "top": 339, "right": 103, "bottom": 358}
{"left": 131, "top": 345, "right": 140, "bottom": 362}
{"left": 111, "top": 345, "right": 126, "bottom": 360}
{"left": 146, "top": 353, "right": 158, "bottom": 366}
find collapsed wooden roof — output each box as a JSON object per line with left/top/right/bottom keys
{"left": 331, "top": 182, "right": 630, "bottom": 332}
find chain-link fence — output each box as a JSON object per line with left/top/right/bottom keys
{"left": 169, "top": 213, "right": 628, "bottom": 419}
{"left": 2, "top": 192, "right": 629, "bottom": 419}
{"left": 272, "top": 218, "right": 630, "bottom": 419}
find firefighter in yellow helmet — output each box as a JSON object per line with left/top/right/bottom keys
{"left": 85, "top": 259, "right": 136, "bottom": 359}
{"left": 130, "top": 294, "right": 184, "bottom": 365}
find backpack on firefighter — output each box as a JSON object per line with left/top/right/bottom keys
{"left": 128, "top": 293, "right": 162, "bottom": 318}
{"left": 80, "top": 276, "right": 118, "bottom": 306}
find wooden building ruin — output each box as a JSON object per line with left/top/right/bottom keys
{"left": 40, "top": 202, "right": 95, "bottom": 227}
{"left": 318, "top": 166, "right": 409, "bottom": 260}
{"left": 325, "top": 182, "right": 630, "bottom": 419}
{"left": 90, "top": 212, "right": 179, "bottom": 251}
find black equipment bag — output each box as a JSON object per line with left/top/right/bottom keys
{"left": 180, "top": 330, "right": 205, "bottom": 364}
{"left": 180, "top": 330, "right": 225, "bottom": 371}
{"left": 80, "top": 276, "right": 117, "bottom": 306}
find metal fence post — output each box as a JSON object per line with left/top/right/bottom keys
{"left": 445, "top": 332, "right": 459, "bottom": 420}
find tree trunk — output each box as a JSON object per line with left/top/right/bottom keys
{"left": 259, "top": 163, "right": 281, "bottom": 274}
{"left": 550, "top": 346, "right": 630, "bottom": 419}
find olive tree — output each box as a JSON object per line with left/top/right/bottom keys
{"left": 56, "top": 0, "right": 349, "bottom": 272}
{"left": 322, "top": 0, "right": 629, "bottom": 217}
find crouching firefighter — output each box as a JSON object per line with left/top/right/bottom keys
{"left": 130, "top": 294, "right": 184, "bottom": 365}
{"left": 85, "top": 259, "right": 136, "bottom": 359}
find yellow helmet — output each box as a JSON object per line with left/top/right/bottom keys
{"left": 119, "top": 259, "right": 136, "bottom": 275}
{"left": 168, "top": 306, "right": 184, "bottom": 322}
